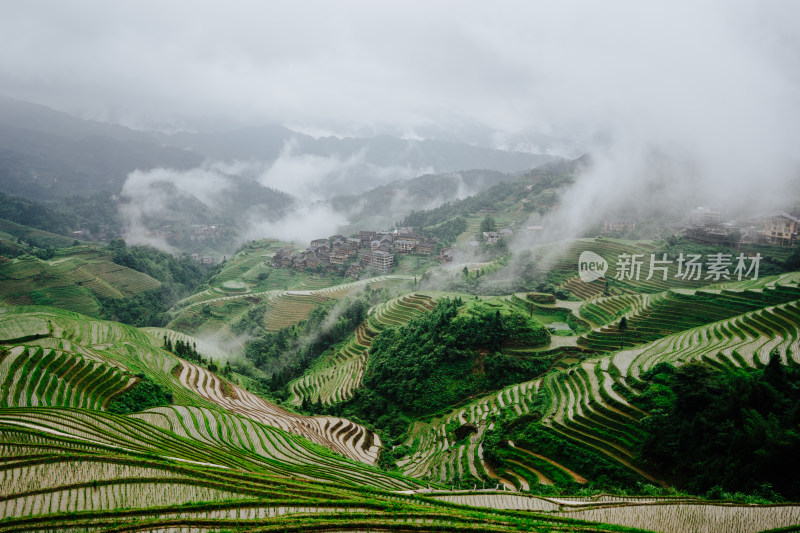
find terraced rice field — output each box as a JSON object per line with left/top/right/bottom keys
{"left": 0, "top": 345, "right": 136, "bottom": 409}
{"left": 576, "top": 284, "right": 800, "bottom": 352}
{"left": 0, "top": 306, "right": 389, "bottom": 468}
{"left": 263, "top": 292, "right": 331, "bottom": 331}
{"left": 168, "top": 276, "right": 412, "bottom": 355}
{"left": 288, "top": 293, "right": 436, "bottom": 406}
{"left": 397, "top": 380, "right": 545, "bottom": 487}
{"left": 0, "top": 254, "right": 160, "bottom": 318}
{"left": 0, "top": 407, "right": 637, "bottom": 532}
{"left": 537, "top": 238, "right": 717, "bottom": 299}
{"left": 526, "top": 283, "right": 800, "bottom": 486}
{"left": 427, "top": 492, "right": 800, "bottom": 533}
{"left": 173, "top": 358, "right": 383, "bottom": 465}
{"left": 393, "top": 276, "right": 800, "bottom": 499}
{"left": 2, "top": 239, "right": 800, "bottom": 532}
{"left": 131, "top": 405, "right": 415, "bottom": 488}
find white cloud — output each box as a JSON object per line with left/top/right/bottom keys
{"left": 257, "top": 140, "right": 366, "bottom": 199}
{"left": 118, "top": 165, "right": 237, "bottom": 250}
{"left": 243, "top": 203, "right": 348, "bottom": 244}
{"left": 1, "top": 1, "right": 798, "bottom": 222}
{"left": 256, "top": 139, "right": 432, "bottom": 200}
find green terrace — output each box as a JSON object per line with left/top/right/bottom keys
{"left": 0, "top": 345, "right": 135, "bottom": 410}
{"left": 576, "top": 284, "right": 800, "bottom": 352}
{"left": 0, "top": 409, "right": 668, "bottom": 533}
{"left": 2, "top": 234, "right": 800, "bottom": 533}
{"left": 0, "top": 252, "right": 160, "bottom": 318}
{"left": 0, "top": 306, "right": 392, "bottom": 467}
{"left": 538, "top": 238, "right": 764, "bottom": 300}
{"left": 167, "top": 276, "right": 412, "bottom": 356}
{"left": 7, "top": 402, "right": 793, "bottom": 531}
{"left": 288, "top": 293, "right": 436, "bottom": 406}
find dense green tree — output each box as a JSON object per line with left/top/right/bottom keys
{"left": 99, "top": 241, "right": 212, "bottom": 327}
{"left": 479, "top": 215, "right": 497, "bottom": 234}
{"left": 636, "top": 356, "right": 800, "bottom": 500}
{"left": 107, "top": 374, "right": 172, "bottom": 414}
{"left": 361, "top": 298, "right": 549, "bottom": 415}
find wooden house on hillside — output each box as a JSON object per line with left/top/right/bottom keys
{"left": 765, "top": 212, "right": 800, "bottom": 246}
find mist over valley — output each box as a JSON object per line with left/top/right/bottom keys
{"left": 1, "top": 3, "right": 800, "bottom": 532}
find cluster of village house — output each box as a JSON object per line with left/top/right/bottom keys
{"left": 65, "top": 207, "right": 798, "bottom": 275}
{"left": 271, "top": 228, "right": 437, "bottom": 277}
{"left": 603, "top": 208, "right": 800, "bottom": 247}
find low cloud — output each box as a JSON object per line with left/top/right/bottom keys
{"left": 117, "top": 165, "right": 237, "bottom": 251}
{"left": 257, "top": 139, "right": 431, "bottom": 201}
{"left": 242, "top": 202, "right": 348, "bottom": 244}
{"left": 524, "top": 137, "right": 800, "bottom": 249}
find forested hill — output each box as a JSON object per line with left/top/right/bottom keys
{"left": 362, "top": 297, "right": 550, "bottom": 415}
{"left": 0, "top": 95, "right": 556, "bottom": 204}
{"left": 399, "top": 155, "right": 587, "bottom": 230}
{"left": 0, "top": 190, "right": 122, "bottom": 238}
{"left": 0, "top": 97, "right": 202, "bottom": 200}
{"left": 330, "top": 168, "right": 522, "bottom": 227}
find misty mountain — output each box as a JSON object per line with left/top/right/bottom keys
{"left": 397, "top": 156, "right": 589, "bottom": 231}
{"left": 0, "top": 95, "right": 556, "bottom": 206}
{"left": 0, "top": 95, "right": 565, "bottom": 253}
{"left": 0, "top": 94, "right": 155, "bottom": 143}
{"left": 0, "top": 96, "right": 203, "bottom": 201}
{"left": 159, "top": 127, "right": 554, "bottom": 174}
{"left": 298, "top": 134, "right": 554, "bottom": 173}
{"left": 330, "top": 168, "right": 531, "bottom": 230}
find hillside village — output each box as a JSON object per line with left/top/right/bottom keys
{"left": 271, "top": 228, "right": 438, "bottom": 277}
{"left": 600, "top": 207, "right": 800, "bottom": 247}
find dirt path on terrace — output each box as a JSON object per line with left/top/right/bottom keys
{"left": 508, "top": 441, "right": 587, "bottom": 484}
{"left": 507, "top": 459, "right": 554, "bottom": 486}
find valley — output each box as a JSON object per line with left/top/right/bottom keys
{"left": 2, "top": 222, "right": 800, "bottom": 532}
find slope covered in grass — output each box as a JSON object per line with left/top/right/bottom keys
{"left": 0, "top": 252, "right": 160, "bottom": 318}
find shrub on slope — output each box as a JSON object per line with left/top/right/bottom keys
{"left": 363, "top": 297, "right": 550, "bottom": 416}
{"left": 99, "top": 239, "right": 213, "bottom": 326}
{"left": 107, "top": 373, "right": 173, "bottom": 414}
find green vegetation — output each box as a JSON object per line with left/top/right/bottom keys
{"left": 98, "top": 288, "right": 174, "bottom": 326}
{"left": 362, "top": 298, "right": 549, "bottom": 416}
{"left": 400, "top": 166, "right": 575, "bottom": 231}
{"left": 484, "top": 414, "right": 644, "bottom": 491}
{"left": 287, "top": 293, "right": 437, "bottom": 407}
{"left": 422, "top": 215, "right": 468, "bottom": 245}
{"left": 480, "top": 214, "right": 498, "bottom": 234}
{"left": 637, "top": 356, "right": 800, "bottom": 500}
{"left": 242, "top": 290, "right": 384, "bottom": 398}
{"left": 107, "top": 373, "right": 173, "bottom": 414}
{"left": 97, "top": 239, "right": 213, "bottom": 326}
{"left": 106, "top": 238, "right": 208, "bottom": 291}
{"left": 2, "top": 221, "right": 800, "bottom": 532}
{"left": 0, "top": 250, "right": 162, "bottom": 318}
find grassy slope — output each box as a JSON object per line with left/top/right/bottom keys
{"left": 0, "top": 248, "right": 160, "bottom": 318}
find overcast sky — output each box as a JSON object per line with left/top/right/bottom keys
{"left": 1, "top": 1, "right": 798, "bottom": 143}
{"left": 2, "top": 1, "right": 800, "bottom": 221}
